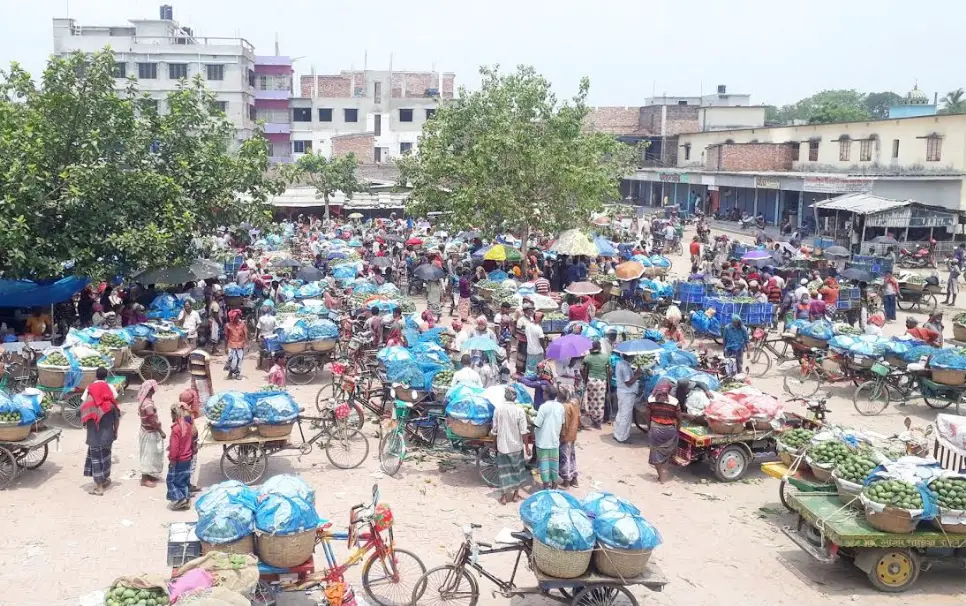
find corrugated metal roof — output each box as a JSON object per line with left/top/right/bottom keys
{"left": 814, "top": 193, "right": 913, "bottom": 215}
{"left": 265, "top": 186, "right": 409, "bottom": 208}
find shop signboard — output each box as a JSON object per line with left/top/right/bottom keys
{"left": 803, "top": 176, "right": 873, "bottom": 193}
{"left": 659, "top": 172, "right": 690, "bottom": 184}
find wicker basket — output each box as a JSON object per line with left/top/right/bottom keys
{"left": 447, "top": 419, "right": 491, "bottom": 439}
{"left": 864, "top": 505, "right": 920, "bottom": 534}
{"left": 833, "top": 473, "right": 864, "bottom": 509}
{"left": 532, "top": 539, "right": 592, "bottom": 579}
{"left": 954, "top": 323, "right": 966, "bottom": 343}
{"left": 806, "top": 457, "right": 833, "bottom": 483}
{"left": 0, "top": 423, "right": 31, "bottom": 442}
{"left": 37, "top": 365, "right": 66, "bottom": 388}
{"left": 131, "top": 338, "right": 149, "bottom": 353}
{"left": 749, "top": 418, "right": 775, "bottom": 431}
{"left": 593, "top": 544, "right": 652, "bottom": 578}
{"left": 708, "top": 420, "right": 745, "bottom": 435}
{"left": 154, "top": 337, "right": 181, "bottom": 354}
{"left": 257, "top": 531, "right": 317, "bottom": 569}
{"left": 796, "top": 335, "right": 828, "bottom": 349}
{"left": 900, "top": 282, "right": 924, "bottom": 292}
{"left": 108, "top": 347, "right": 129, "bottom": 367}
{"left": 282, "top": 341, "right": 309, "bottom": 354}
{"left": 931, "top": 369, "right": 966, "bottom": 386}
{"left": 201, "top": 534, "right": 255, "bottom": 555}
{"left": 256, "top": 423, "right": 295, "bottom": 438}
{"left": 211, "top": 426, "right": 251, "bottom": 441}
{"left": 776, "top": 442, "right": 808, "bottom": 471}
{"left": 932, "top": 511, "right": 966, "bottom": 535}
{"left": 848, "top": 356, "right": 876, "bottom": 369}
{"left": 76, "top": 368, "right": 99, "bottom": 390}
{"left": 311, "top": 339, "right": 337, "bottom": 352}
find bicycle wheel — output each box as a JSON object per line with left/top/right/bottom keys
{"left": 361, "top": 548, "right": 427, "bottom": 606}
{"left": 410, "top": 565, "right": 479, "bottom": 606}
{"left": 325, "top": 426, "right": 370, "bottom": 469}
{"left": 572, "top": 584, "right": 638, "bottom": 606}
{"left": 286, "top": 354, "right": 317, "bottom": 385}
{"left": 748, "top": 346, "right": 772, "bottom": 378}
{"left": 379, "top": 430, "right": 406, "bottom": 475}
{"left": 784, "top": 368, "right": 820, "bottom": 398}
{"left": 853, "top": 380, "right": 891, "bottom": 416}
{"left": 917, "top": 294, "right": 938, "bottom": 314}
{"left": 896, "top": 296, "right": 915, "bottom": 311}
{"left": 475, "top": 446, "right": 499, "bottom": 488}
{"left": 316, "top": 376, "right": 343, "bottom": 411}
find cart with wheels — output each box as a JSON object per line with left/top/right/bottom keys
{"left": 782, "top": 492, "right": 966, "bottom": 593}
{"left": 897, "top": 284, "right": 940, "bottom": 314}
{"left": 134, "top": 345, "right": 195, "bottom": 384}
{"left": 285, "top": 343, "right": 339, "bottom": 385}
{"left": 761, "top": 460, "right": 836, "bottom": 512}
{"left": 36, "top": 376, "right": 127, "bottom": 428}
{"left": 672, "top": 421, "right": 785, "bottom": 482}
{"left": 0, "top": 427, "right": 62, "bottom": 489}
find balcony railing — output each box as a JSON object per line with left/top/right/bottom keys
{"left": 133, "top": 36, "right": 254, "bottom": 54}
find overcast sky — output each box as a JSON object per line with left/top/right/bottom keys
{"left": 2, "top": 0, "right": 961, "bottom": 106}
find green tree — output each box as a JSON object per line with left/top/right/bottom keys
{"left": 0, "top": 49, "right": 281, "bottom": 280}
{"left": 864, "top": 91, "right": 902, "bottom": 119}
{"left": 283, "top": 152, "right": 364, "bottom": 221}
{"left": 939, "top": 88, "right": 966, "bottom": 114}
{"left": 804, "top": 90, "right": 869, "bottom": 124}
{"left": 398, "top": 65, "right": 635, "bottom": 277}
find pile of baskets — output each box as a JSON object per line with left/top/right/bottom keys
{"left": 0, "top": 423, "right": 31, "bottom": 442}
{"left": 281, "top": 338, "right": 337, "bottom": 354}
{"left": 931, "top": 368, "right": 966, "bottom": 386}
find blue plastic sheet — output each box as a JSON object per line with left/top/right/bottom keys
{"left": 649, "top": 255, "right": 671, "bottom": 269}
{"left": 904, "top": 345, "right": 937, "bottom": 364}
{"left": 224, "top": 282, "right": 255, "bottom": 297}
{"left": 279, "top": 285, "right": 298, "bottom": 301}
{"left": 690, "top": 311, "right": 720, "bottom": 336}
{"left": 204, "top": 392, "right": 255, "bottom": 428}
{"left": 377, "top": 284, "right": 400, "bottom": 296}
{"left": 581, "top": 491, "right": 641, "bottom": 519}
{"left": 520, "top": 490, "right": 582, "bottom": 527}
{"left": 196, "top": 503, "right": 255, "bottom": 544}
{"left": 803, "top": 320, "right": 834, "bottom": 341}
{"left": 196, "top": 481, "right": 259, "bottom": 516}
{"left": 297, "top": 282, "right": 322, "bottom": 299}
{"left": 354, "top": 283, "right": 377, "bottom": 296}
{"left": 417, "top": 327, "right": 447, "bottom": 348}
{"left": 882, "top": 339, "right": 913, "bottom": 355}
{"left": 445, "top": 394, "right": 494, "bottom": 424}
{"left": 643, "top": 328, "right": 665, "bottom": 343}
{"left": 306, "top": 319, "right": 339, "bottom": 339}
{"left": 849, "top": 340, "right": 887, "bottom": 357}
{"left": 378, "top": 346, "right": 415, "bottom": 364}
{"left": 929, "top": 349, "right": 966, "bottom": 370}
{"left": 258, "top": 474, "right": 315, "bottom": 504}
{"left": 511, "top": 383, "right": 533, "bottom": 405}
{"left": 0, "top": 276, "right": 88, "bottom": 308}
{"left": 255, "top": 494, "right": 322, "bottom": 536}
{"left": 279, "top": 323, "right": 309, "bottom": 343}
{"left": 594, "top": 511, "right": 662, "bottom": 550}
{"left": 252, "top": 391, "right": 300, "bottom": 424}
{"left": 125, "top": 324, "right": 154, "bottom": 340}
{"left": 332, "top": 265, "right": 359, "bottom": 280}
{"left": 12, "top": 390, "right": 43, "bottom": 418}
{"left": 631, "top": 255, "right": 652, "bottom": 267}
{"left": 565, "top": 321, "right": 603, "bottom": 340}
{"left": 488, "top": 270, "right": 509, "bottom": 282}
{"left": 829, "top": 335, "right": 858, "bottom": 353}
{"left": 0, "top": 391, "right": 36, "bottom": 426}
{"left": 147, "top": 294, "right": 180, "bottom": 321}
{"left": 532, "top": 507, "right": 595, "bottom": 551}
{"left": 657, "top": 345, "right": 698, "bottom": 368}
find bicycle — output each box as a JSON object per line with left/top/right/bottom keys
{"left": 747, "top": 329, "right": 802, "bottom": 377}
{"left": 852, "top": 360, "right": 962, "bottom": 416}
{"left": 783, "top": 348, "right": 872, "bottom": 398}
{"left": 314, "top": 359, "right": 389, "bottom": 428}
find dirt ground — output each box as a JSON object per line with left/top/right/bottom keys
{"left": 1, "top": 226, "right": 964, "bottom": 606}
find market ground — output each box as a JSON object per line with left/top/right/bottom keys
{"left": 1, "top": 226, "right": 964, "bottom": 606}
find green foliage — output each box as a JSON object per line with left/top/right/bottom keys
{"left": 939, "top": 88, "right": 966, "bottom": 115}
{"left": 769, "top": 90, "right": 874, "bottom": 125}
{"left": 0, "top": 50, "right": 283, "bottom": 280}
{"left": 398, "top": 65, "right": 635, "bottom": 273}
{"left": 864, "top": 91, "right": 902, "bottom": 120}
{"left": 282, "top": 151, "right": 365, "bottom": 220}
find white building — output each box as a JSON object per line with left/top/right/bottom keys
{"left": 52, "top": 5, "right": 256, "bottom": 141}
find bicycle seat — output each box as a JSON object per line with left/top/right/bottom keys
{"left": 511, "top": 529, "right": 532, "bottom": 542}
{"left": 470, "top": 295, "right": 484, "bottom": 304}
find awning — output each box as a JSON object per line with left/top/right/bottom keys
{"left": 814, "top": 193, "right": 913, "bottom": 215}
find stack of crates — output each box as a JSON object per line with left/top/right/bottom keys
{"left": 675, "top": 281, "right": 708, "bottom": 305}
{"left": 850, "top": 255, "right": 894, "bottom": 275}
{"left": 835, "top": 287, "right": 862, "bottom": 311}
{"left": 705, "top": 297, "right": 775, "bottom": 327}
{"left": 813, "top": 237, "right": 836, "bottom": 250}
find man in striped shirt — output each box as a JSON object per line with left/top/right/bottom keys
{"left": 533, "top": 272, "right": 551, "bottom": 295}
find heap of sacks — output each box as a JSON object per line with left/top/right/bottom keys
{"left": 682, "top": 385, "right": 784, "bottom": 430}
{"left": 204, "top": 391, "right": 300, "bottom": 430}
{"left": 377, "top": 338, "right": 454, "bottom": 392}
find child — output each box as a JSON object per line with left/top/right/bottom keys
{"left": 166, "top": 404, "right": 194, "bottom": 511}
{"left": 533, "top": 384, "right": 565, "bottom": 489}
{"left": 267, "top": 352, "right": 287, "bottom": 387}
{"left": 558, "top": 385, "right": 580, "bottom": 488}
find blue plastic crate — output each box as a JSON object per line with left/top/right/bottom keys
{"left": 814, "top": 237, "right": 835, "bottom": 249}
{"left": 681, "top": 293, "right": 706, "bottom": 305}
{"left": 744, "top": 312, "right": 773, "bottom": 326}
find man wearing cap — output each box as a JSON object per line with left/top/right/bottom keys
{"left": 722, "top": 314, "right": 750, "bottom": 374}
{"left": 613, "top": 351, "right": 645, "bottom": 443}
{"left": 906, "top": 317, "right": 941, "bottom": 346}
{"left": 794, "top": 278, "right": 810, "bottom": 300}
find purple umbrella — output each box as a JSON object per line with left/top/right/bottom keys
{"left": 546, "top": 334, "right": 593, "bottom": 361}
{"left": 741, "top": 250, "right": 772, "bottom": 261}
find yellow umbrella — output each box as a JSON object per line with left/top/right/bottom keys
{"left": 481, "top": 244, "right": 522, "bottom": 262}
{"left": 551, "top": 229, "right": 598, "bottom": 257}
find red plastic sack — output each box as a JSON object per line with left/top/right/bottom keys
{"left": 743, "top": 394, "right": 782, "bottom": 421}
{"left": 704, "top": 394, "right": 752, "bottom": 423}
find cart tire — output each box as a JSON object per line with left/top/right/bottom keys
{"left": 853, "top": 381, "right": 891, "bottom": 416}
{"left": 633, "top": 407, "right": 649, "bottom": 433}
{"left": 916, "top": 294, "right": 938, "bottom": 314}
{"left": 922, "top": 392, "right": 954, "bottom": 410}
{"left": 571, "top": 584, "right": 638, "bottom": 606}
{"left": 220, "top": 444, "right": 267, "bottom": 485}
{"left": 712, "top": 444, "right": 750, "bottom": 482}
{"left": 784, "top": 369, "right": 820, "bottom": 399}
{"left": 379, "top": 431, "right": 406, "bottom": 476}
{"left": 0, "top": 446, "right": 17, "bottom": 489}
{"left": 361, "top": 548, "right": 426, "bottom": 606}
{"left": 896, "top": 296, "right": 914, "bottom": 311}
{"left": 749, "top": 346, "right": 773, "bottom": 378}
{"left": 139, "top": 355, "right": 172, "bottom": 384}
{"left": 866, "top": 549, "right": 920, "bottom": 593}
{"left": 324, "top": 426, "right": 370, "bottom": 470}
{"left": 286, "top": 354, "right": 317, "bottom": 385}
{"left": 16, "top": 443, "right": 48, "bottom": 470}
{"left": 681, "top": 323, "right": 695, "bottom": 349}
{"left": 475, "top": 445, "right": 500, "bottom": 488}
{"left": 62, "top": 394, "right": 84, "bottom": 428}
{"left": 410, "top": 564, "right": 479, "bottom": 606}
{"left": 779, "top": 479, "right": 793, "bottom": 512}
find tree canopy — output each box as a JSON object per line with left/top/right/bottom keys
{"left": 398, "top": 65, "right": 635, "bottom": 274}
{"left": 939, "top": 88, "right": 966, "bottom": 115}
{"left": 283, "top": 152, "right": 364, "bottom": 221}
{"left": 0, "top": 49, "right": 282, "bottom": 280}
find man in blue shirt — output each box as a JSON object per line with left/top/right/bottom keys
{"left": 566, "top": 261, "right": 579, "bottom": 287}
{"left": 722, "top": 314, "right": 750, "bottom": 375}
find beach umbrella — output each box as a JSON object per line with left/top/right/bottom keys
{"left": 601, "top": 310, "right": 649, "bottom": 328}
{"left": 406, "top": 237, "right": 424, "bottom": 246}
{"left": 135, "top": 259, "right": 223, "bottom": 285}
{"left": 551, "top": 229, "right": 598, "bottom": 257}
{"left": 615, "top": 339, "right": 661, "bottom": 355}
{"left": 482, "top": 244, "right": 523, "bottom": 262}
{"left": 370, "top": 256, "right": 393, "bottom": 268}
{"left": 295, "top": 266, "right": 323, "bottom": 282}
{"left": 615, "top": 262, "right": 646, "bottom": 281}
{"left": 413, "top": 263, "right": 445, "bottom": 281}
{"left": 872, "top": 235, "right": 899, "bottom": 245}
{"left": 594, "top": 236, "right": 617, "bottom": 257}
{"left": 841, "top": 268, "right": 872, "bottom": 282}
{"left": 824, "top": 246, "right": 850, "bottom": 259}
{"left": 461, "top": 336, "right": 499, "bottom": 352}
{"left": 270, "top": 257, "right": 302, "bottom": 269}
{"left": 591, "top": 216, "right": 611, "bottom": 227}
{"left": 546, "top": 334, "right": 593, "bottom": 361}
{"left": 564, "top": 281, "right": 603, "bottom": 296}
{"left": 348, "top": 212, "right": 364, "bottom": 220}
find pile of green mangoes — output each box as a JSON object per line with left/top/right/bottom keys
{"left": 259, "top": 385, "right": 286, "bottom": 393}
{"left": 154, "top": 330, "right": 177, "bottom": 339}
{"left": 433, "top": 369, "right": 454, "bottom": 387}
{"left": 207, "top": 398, "right": 227, "bottom": 420}
{"left": 42, "top": 352, "right": 69, "bottom": 366}
{"left": 863, "top": 479, "right": 923, "bottom": 510}
{"left": 809, "top": 440, "right": 852, "bottom": 466}
{"left": 929, "top": 477, "right": 966, "bottom": 511}
{"left": 100, "top": 333, "right": 128, "bottom": 348}
{"left": 834, "top": 452, "right": 877, "bottom": 484}
{"left": 41, "top": 394, "right": 55, "bottom": 412}
{"left": 543, "top": 312, "right": 567, "bottom": 321}
{"left": 632, "top": 353, "right": 658, "bottom": 369}
{"left": 398, "top": 298, "right": 416, "bottom": 313}
{"left": 104, "top": 584, "right": 169, "bottom": 606}
{"left": 79, "top": 355, "right": 108, "bottom": 368}
{"left": 0, "top": 410, "right": 22, "bottom": 424}
{"left": 779, "top": 428, "right": 814, "bottom": 450}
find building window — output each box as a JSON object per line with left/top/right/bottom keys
{"left": 112, "top": 62, "right": 126, "bottom": 78}
{"left": 142, "top": 99, "right": 159, "bottom": 113}
{"left": 838, "top": 140, "right": 850, "bottom": 162}
{"left": 168, "top": 63, "right": 188, "bottom": 80}
{"left": 214, "top": 101, "right": 227, "bottom": 114}
{"left": 374, "top": 114, "right": 382, "bottom": 136}
{"left": 892, "top": 139, "right": 900, "bottom": 159}
{"left": 248, "top": 69, "right": 256, "bottom": 87}
{"left": 138, "top": 63, "right": 158, "bottom": 79}
{"left": 677, "top": 100, "right": 688, "bottom": 105}
{"left": 374, "top": 147, "right": 382, "bottom": 163}
{"left": 683, "top": 144, "right": 691, "bottom": 161}
{"left": 790, "top": 143, "right": 800, "bottom": 162}
{"left": 400, "top": 142, "right": 413, "bottom": 154}
{"left": 258, "top": 75, "right": 269, "bottom": 90}
{"left": 249, "top": 105, "right": 257, "bottom": 121}
{"left": 293, "top": 140, "right": 312, "bottom": 153}
{"left": 399, "top": 109, "right": 413, "bottom": 122}
{"left": 860, "top": 139, "right": 873, "bottom": 162}
{"left": 266, "top": 143, "right": 275, "bottom": 157}
{"left": 206, "top": 64, "right": 224, "bottom": 81}
{"left": 374, "top": 82, "right": 382, "bottom": 103}
{"left": 344, "top": 108, "right": 358, "bottom": 122}
{"left": 293, "top": 108, "right": 312, "bottom": 122}
{"left": 808, "top": 139, "right": 819, "bottom": 162}
{"left": 926, "top": 137, "right": 942, "bottom": 162}
{"left": 318, "top": 108, "right": 333, "bottom": 122}
{"left": 425, "top": 108, "right": 436, "bottom": 120}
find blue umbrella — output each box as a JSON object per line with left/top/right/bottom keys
{"left": 461, "top": 336, "right": 499, "bottom": 352}
{"left": 594, "top": 236, "right": 616, "bottom": 257}
{"left": 471, "top": 244, "right": 493, "bottom": 259}
{"left": 615, "top": 339, "right": 661, "bottom": 355}
{"left": 327, "top": 251, "right": 347, "bottom": 260}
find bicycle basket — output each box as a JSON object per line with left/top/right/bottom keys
{"left": 334, "top": 402, "right": 351, "bottom": 420}
{"left": 871, "top": 362, "right": 889, "bottom": 377}
{"left": 372, "top": 504, "right": 394, "bottom": 531}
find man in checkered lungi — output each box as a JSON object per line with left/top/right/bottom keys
{"left": 491, "top": 386, "right": 531, "bottom": 504}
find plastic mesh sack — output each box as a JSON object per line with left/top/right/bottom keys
{"left": 787, "top": 319, "right": 811, "bottom": 332}
{"left": 520, "top": 490, "right": 582, "bottom": 527}
{"left": 224, "top": 282, "right": 255, "bottom": 297}
{"left": 331, "top": 265, "right": 359, "bottom": 280}
{"left": 828, "top": 335, "right": 858, "bottom": 353}
{"left": 581, "top": 491, "right": 641, "bottom": 519}
{"left": 377, "top": 283, "right": 400, "bottom": 296}
{"left": 257, "top": 474, "right": 315, "bottom": 504}
{"left": 378, "top": 346, "right": 415, "bottom": 364}
{"left": 147, "top": 294, "right": 180, "bottom": 320}
{"left": 195, "top": 503, "right": 255, "bottom": 544}
{"left": 11, "top": 390, "right": 43, "bottom": 418}
{"left": 658, "top": 347, "right": 698, "bottom": 368}
{"left": 278, "top": 323, "right": 309, "bottom": 344}
{"left": 904, "top": 345, "right": 937, "bottom": 364}
{"left": 255, "top": 494, "right": 322, "bottom": 536}
{"left": 353, "top": 283, "right": 377, "bottom": 296}
{"left": 411, "top": 342, "right": 453, "bottom": 374}
{"left": 594, "top": 511, "right": 662, "bottom": 550}
{"left": 386, "top": 359, "right": 425, "bottom": 389}
{"left": 279, "top": 285, "right": 298, "bottom": 301}
{"left": 445, "top": 394, "right": 494, "bottom": 425}
{"left": 803, "top": 320, "right": 834, "bottom": 341}
{"left": 196, "top": 481, "right": 259, "bottom": 516}
{"left": 0, "top": 391, "right": 36, "bottom": 426}
{"left": 531, "top": 507, "right": 595, "bottom": 551}
{"left": 649, "top": 255, "right": 671, "bottom": 269}
{"left": 510, "top": 383, "right": 533, "bottom": 405}
{"left": 417, "top": 328, "right": 447, "bottom": 348}
{"left": 445, "top": 383, "right": 485, "bottom": 404}
{"left": 306, "top": 319, "right": 339, "bottom": 340}
{"left": 297, "top": 282, "right": 322, "bottom": 299}
{"left": 252, "top": 391, "right": 299, "bottom": 425}
{"left": 848, "top": 340, "right": 886, "bottom": 357}
{"left": 204, "top": 392, "right": 255, "bottom": 428}
{"left": 704, "top": 394, "right": 752, "bottom": 423}
{"left": 929, "top": 349, "right": 966, "bottom": 370}
{"left": 882, "top": 339, "right": 913, "bottom": 355}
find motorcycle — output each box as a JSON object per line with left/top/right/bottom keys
{"left": 697, "top": 227, "right": 711, "bottom": 245}
{"left": 897, "top": 244, "right": 936, "bottom": 269}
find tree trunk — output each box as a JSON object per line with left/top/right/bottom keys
{"left": 521, "top": 224, "right": 531, "bottom": 279}
{"left": 323, "top": 193, "right": 330, "bottom": 223}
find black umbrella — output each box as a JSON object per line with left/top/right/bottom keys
{"left": 135, "top": 259, "right": 223, "bottom": 285}
{"left": 386, "top": 234, "right": 405, "bottom": 243}
{"left": 371, "top": 257, "right": 394, "bottom": 268}
{"left": 872, "top": 236, "right": 899, "bottom": 245}
{"left": 824, "top": 245, "right": 851, "bottom": 259}
{"left": 841, "top": 268, "right": 872, "bottom": 282}
{"left": 457, "top": 230, "right": 480, "bottom": 240}
{"left": 295, "top": 266, "right": 323, "bottom": 282}
{"left": 413, "top": 263, "right": 445, "bottom": 281}
{"left": 270, "top": 257, "right": 302, "bottom": 269}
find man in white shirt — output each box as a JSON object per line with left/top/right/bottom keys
{"left": 177, "top": 300, "right": 203, "bottom": 342}
{"left": 613, "top": 352, "right": 644, "bottom": 443}
{"left": 794, "top": 278, "right": 810, "bottom": 301}
{"left": 521, "top": 310, "right": 545, "bottom": 374}
{"left": 533, "top": 384, "right": 565, "bottom": 489}
{"left": 236, "top": 266, "right": 251, "bottom": 286}
{"left": 451, "top": 354, "right": 483, "bottom": 387}
{"left": 256, "top": 306, "right": 277, "bottom": 340}
{"left": 663, "top": 223, "right": 676, "bottom": 243}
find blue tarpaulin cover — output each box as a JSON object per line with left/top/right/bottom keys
{"left": 0, "top": 276, "right": 88, "bottom": 308}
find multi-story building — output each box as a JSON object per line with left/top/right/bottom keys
{"left": 254, "top": 56, "right": 294, "bottom": 163}
{"left": 289, "top": 69, "right": 455, "bottom": 163}
{"left": 52, "top": 5, "right": 256, "bottom": 142}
